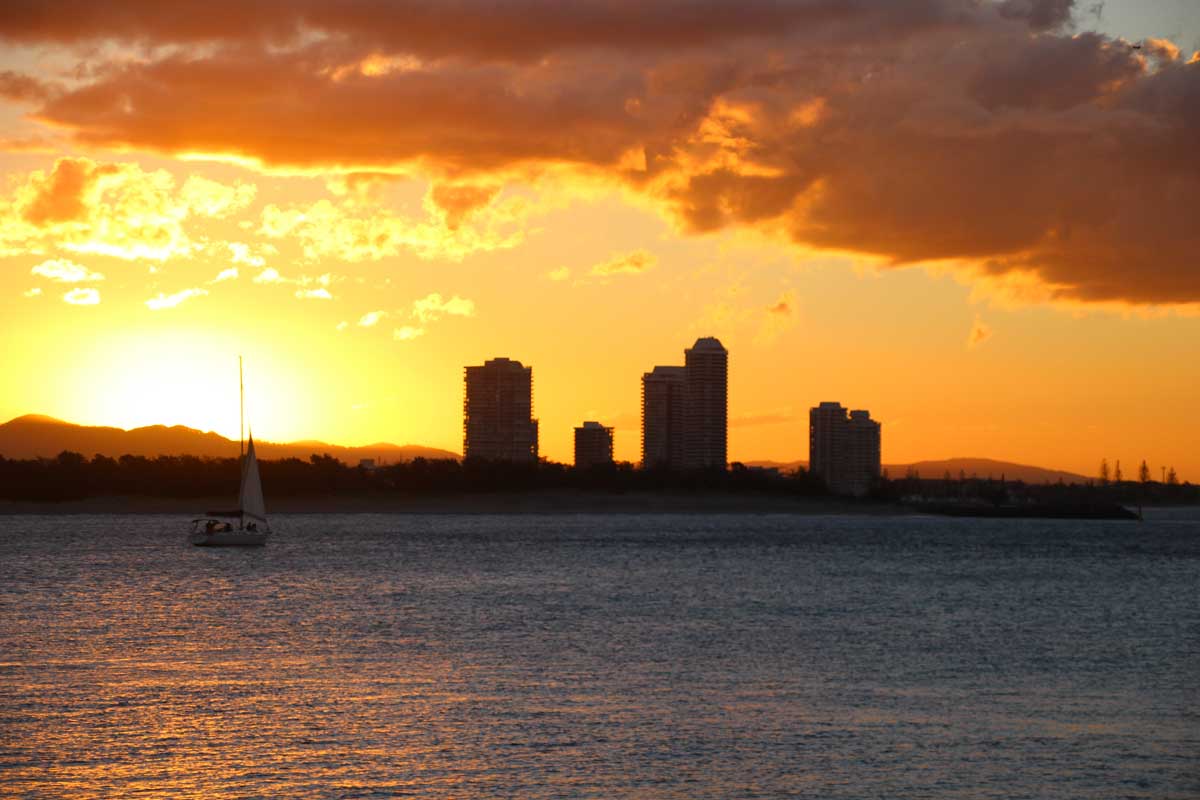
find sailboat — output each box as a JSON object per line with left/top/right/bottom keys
{"left": 189, "top": 358, "right": 270, "bottom": 547}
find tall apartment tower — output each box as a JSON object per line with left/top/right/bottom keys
{"left": 809, "top": 401, "right": 881, "bottom": 496}
{"left": 463, "top": 357, "right": 538, "bottom": 462}
{"left": 809, "top": 401, "right": 848, "bottom": 488}
{"left": 641, "top": 366, "right": 686, "bottom": 468}
{"left": 683, "top": 337, "right": 728, "bottom": 469}
{"left": 574, "top": 421, "right": 615, "bottom": 468}
{"left": 845, "top": 410, "right": 882, "bottom": 496}
{"left": 641, "top": 337, "right": 728, "bottom": 470}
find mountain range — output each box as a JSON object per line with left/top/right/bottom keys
{"left": 0, "top": 415, "right": 458, "bottom": 464}
{"left": 0, "top": 415, "right": 1090, "bottom": 483}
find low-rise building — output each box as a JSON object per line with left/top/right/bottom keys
{"left": 574, "top": 421, "right": 615, "bottom": 468}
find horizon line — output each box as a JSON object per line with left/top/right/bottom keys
{"left": 0, "top": 412, "right": 1122, "bottom": 480}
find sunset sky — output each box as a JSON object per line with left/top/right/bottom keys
{"left": 0, "top": 0, "right": 1197, "bottom": 479}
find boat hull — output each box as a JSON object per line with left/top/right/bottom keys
{"left": 189, "top": 530, "right": 268, "bottom": 547}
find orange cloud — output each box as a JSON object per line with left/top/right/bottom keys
{"left": 428, "top": 184, "right": 500, "bottom": 230}
{"left": 968, "top": 317, "right": 993, "bottom": 348}
{"left": 3, "top": 2, "right": 1198, "bottom": 305}
{"left": 757, "top": 289, "right": 798, "bottom": 343}
{"left": 20, "top": 158, "right": 111, "bottom": 225}
{"left": 258, "top": 191, "right": 526, "bottom": 263}
{"left": 1, "top": 157, "right": 256, "bottom": 261}
{"left": 767, "top": 294, "right": 793, "bottom": 315}
{"left": 590, "top": 250, "right": 656, "bottom": 277}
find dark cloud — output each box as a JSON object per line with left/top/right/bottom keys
{"left": 967, "top": 32, "right": 1142, "bottom": 111}
{"left": 0, "top": 70, "right": 54, "bottom": 103}
{"left": 33, "top": 47, "right": 650, "bottom": 170}
{"left": 0, "top": 1, "right": 1012, "bottom": 58}
{"left": 3, "top": 0, "right": 1197, "bottom": 305}
{"left": 997, "top": 0, "right": 1076, "bottom": 31}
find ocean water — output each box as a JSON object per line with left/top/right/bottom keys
{"left": 1, "top": 511, "right": 1197, "bottom": 798}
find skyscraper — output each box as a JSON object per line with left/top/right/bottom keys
{"left": 809, "top": 401, "right": 848, "bottom": 488}
{"left": 641, "top": 366, "right": 686, "bottom": 468}
{"left": 574, "top": 421, "right": 614, "bottom": 468}
{"left": 683, "top": 337, "right": 728, "bottom": 469}
{"left": 845, "top": 410, "right": 882, "bottom": 496}
{"left": 641, "top": 337, "right": 728, "bottom": 470}
{"left": 809, "top": 402, "right": 881, "bottom": 496}
{"left": 463, "top": 357, "right": 538, "bottom": 462}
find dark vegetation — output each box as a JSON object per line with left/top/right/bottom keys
{"left": 1, "top": 451, "right": 1196, "bottom": 505}
{"left": 886, "top": 470, "right": 1198, "bottom": 511}
{"left": 0, "top": 452, "right": 820, "bottom": 501}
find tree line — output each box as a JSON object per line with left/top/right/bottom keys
{"left": 1098, "top": 458, "right": 1180, "bottom": 487}
{"left": 0, "top": 452, "right": 821, "bottom": 501}
{"left": 888, "top": 467, "right": 1197, "bottom": 506}
{"left": 0, "top": 451, "right": 1195, "bottom": 504}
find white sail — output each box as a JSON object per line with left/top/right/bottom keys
{"left": 239, "top": 434, "right": 268, "bottom": 529}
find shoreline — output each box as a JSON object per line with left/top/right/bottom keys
{"left": 0, "top": 491, "right": 908, "bottom": 516}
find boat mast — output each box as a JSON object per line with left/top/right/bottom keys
{"left": 239, "top": 355, "right": 245, "bottom": 461}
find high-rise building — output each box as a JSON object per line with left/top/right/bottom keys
{"left": 809, "top": 401, "right": 848, "bottom": 488}
{"left": 683, "top": 337, "right": 728, "bottom": 469}
{"left": 809, "top": 402, "right": 881, "bottom": 496}
{"left": 641, "top": 366, "right": 686, "bottom": 468}
{"left": 574, "top": 421, "right": 614, "bottom": 468}
{"left": 845, "top": 410, "right": 882, "bottom": 496}
{"left": 641, "top": 337, "right": 728, "bottom": 470}
{"left": 463, "top": 357, "right": 538, "bottom": 462}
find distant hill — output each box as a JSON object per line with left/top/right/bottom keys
{"left": 742, "top": 457, "right": 1088, "bottom": 485}
{"left": 0, "top": 415, "right": 459, "bottom": 464}
{"left": 891, "top": 457, "right": 1088, "bottom": 485}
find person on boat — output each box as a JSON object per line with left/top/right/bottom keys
{"left": 247, "top": 522, "right": 257, "bottom": 532}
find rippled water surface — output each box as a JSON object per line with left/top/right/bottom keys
{"left": 1, "top": 512, "right": 1198, "bottom": 798}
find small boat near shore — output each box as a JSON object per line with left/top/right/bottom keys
{"left": 190, "top": 358, "right": 270, "bottom": 547}
{"left": 189, "top": 434, "right": 270, "bottom": 546}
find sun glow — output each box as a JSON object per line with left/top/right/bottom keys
{"left": 65, "top": 329, "right": 307, "bottom": 443}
